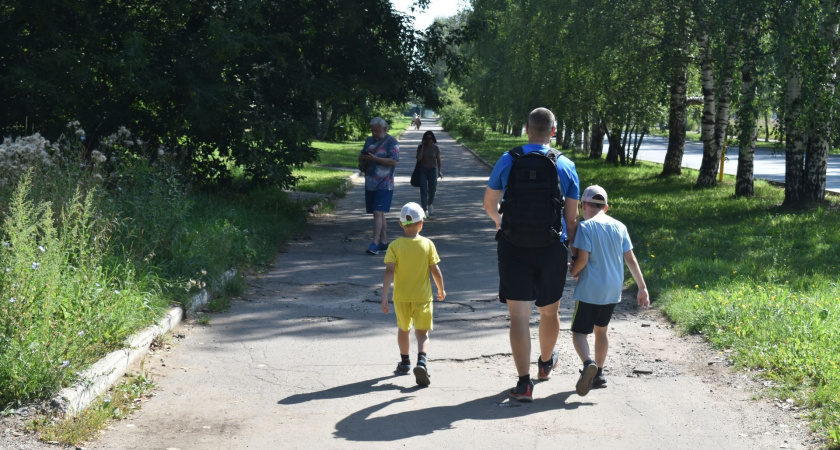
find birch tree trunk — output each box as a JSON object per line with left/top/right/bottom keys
{"left": 695, "top": 32, "right": 719, "bottom": 187}
{"left": 784, "top": 71, "right": 806, "bottom": 206}
{"left": 661, "top": 61, "right": 688, "bottom": 176}
{"left": 804, "top": 0, "right": 838, "bottom": 203}
{"left": 736, "top": 26, "right": 760, "bottom": 198}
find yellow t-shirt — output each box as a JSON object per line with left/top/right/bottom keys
{"left": 383, "top": 235, "right": 440, "bottom": 302}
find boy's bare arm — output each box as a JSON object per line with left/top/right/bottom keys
{"left": 381, "top": 263, "right": 396, "bottom": 313}
{"left": 623, "top": 250, "right": 650, "bottom": 308}
{"left": 569, "top": 250, "right": 589, "bottom": 279}
{"left": 430, "top": 264, "right": 446, "bottom": 301}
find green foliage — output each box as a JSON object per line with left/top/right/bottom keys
{"left": 0, "top": 0, "right": 439, "bottom": 187}
{"left": 36, "top": 372, "right": 156, "bottom": 445}
{"left": 0, "top": 129, "right": 306, "bottom": 409}
{"left": 439, "top": 84, "right": 486, "bottom": 141}
{"left": 458, "top": 127, "right": 840, "bottom": 445}
{"left": 0, "top": 175, "right": 164, "bottom": 408}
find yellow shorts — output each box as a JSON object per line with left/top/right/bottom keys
{"left": 394, "top": 301, "right": 434, "bottom": 331}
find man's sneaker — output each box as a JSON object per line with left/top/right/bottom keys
{"left": 509, "top": 379, "right": 535, "bottom": 402}
{"left": 413, "top": 364, "right": 431, "bottom": 386}
{"left": 395, "top": 361, "right": 411, "bottom": 375}
{"left": 576, "top": 361, "right": 599, "bottom": 396}
{"left": 365, "top": 242, "right": 379, "bottom": 255}
{"left": 378, "top": 241, "right": 389, "bottom": 252}
{"left": 593, "top": 374, "right": 607, "bottom": 389}
{"left": 428, "top": 204, "right": 434, "bottom": 216}
{"left": 537, "top": 350, "right": 560, "bottom": 380}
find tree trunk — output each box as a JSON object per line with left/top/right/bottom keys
{"left": 695, "top": 32, "right": 719, "bottom": 187}
{"left": 784, "top": 72, "right": 806, "bottom": 206}
{"left": 804, "top": 0, "right": 838, "bottom": 204}
{"left": 590, "top": 120, "right": 605, "bottom": 158}
{"left": 605, "top": 127, "right": 622, "bottom": 166}
{"left": 632, "top": 127, "right": 647, "bottom": 165}
{"left": 764, "top": 111, "right": 770, "bottom": 142}
{"left": 583, "top": 114, "right": 591, "bottom": 153}
{"left": 562, "top": 122, "right": 572, "bottom": 149}
{"left": 512, "top": 122, "right": 523, "bottom": 137}
{"left": 736, "top": 26, "right": 760, "bottom": 198}
{"left": 661, "top": 62, "right": 688, "bottom": 176}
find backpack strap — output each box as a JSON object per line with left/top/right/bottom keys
{"left": 507, "top": 146, "right": 525, "bottom": 159}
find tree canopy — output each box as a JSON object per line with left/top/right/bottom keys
{"left": 0, "top": 0, "right": 442, "bottom": 187}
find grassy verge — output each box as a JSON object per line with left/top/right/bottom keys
{"left": 1, "top": 135, "right": 307, "bottom": 413}
{"left": 454, "top": 127, "right": 840, "bottom": 446}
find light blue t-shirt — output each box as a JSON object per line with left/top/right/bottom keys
{"left": 572, "top": 213, "right": 633, "bottom": 305}
{"left": 487, "top": 144, "right": 580, "bottom": 241}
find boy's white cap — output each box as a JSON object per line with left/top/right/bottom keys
{"left": 581, "top": 185, "right": 608, "bottom": 205}
{"left": 400, "top": 202, "right": 425, "bottom": 225}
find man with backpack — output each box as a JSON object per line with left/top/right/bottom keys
{"left": 483, "top": 107, "right": 581, "bottom": 402}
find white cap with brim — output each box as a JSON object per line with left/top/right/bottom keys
{"left": 581, "top": 185, "right": 608, "bottom": 205}
{"left": 400, "top": 202, "right": 425, "bottom": 225}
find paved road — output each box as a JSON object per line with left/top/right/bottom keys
{"left": 89, "top": 120, "right": 812, "bottom": 449}
{"left": 624, "top": 136, "right": 840, "bottom": 193}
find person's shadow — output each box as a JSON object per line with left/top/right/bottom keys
{"left": 278, "top": 375, "right": 423, "bottom": 405}
{"left": 279, "top": 375, "right": 592, "bottom": 442}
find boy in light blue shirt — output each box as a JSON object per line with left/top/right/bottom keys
{"left": 568, "top": 185, "right": 649, "bottom": 397}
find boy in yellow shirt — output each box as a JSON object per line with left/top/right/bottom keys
{"left": 381, "top": 202, "right": 446, "bottom": 386}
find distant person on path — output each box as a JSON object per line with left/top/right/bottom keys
{"left": 359, "top": 117, "right": 399, "bottom": 255}
{"left": 483, "top": 107, "right": 581, "bottom": 402}
{"left": 568, "top": 185, "right": 649, "bottom": 396}
{"left": 416, "top": 131, "right": 443, "bottom": 216}
{"left": 381, "top": 202, "right": 446, "bottom": 386}
{"left": 412, "top": 113, "right": 421, "bottom": 130}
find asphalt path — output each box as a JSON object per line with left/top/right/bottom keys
{"left": 624, "top": 135, "right": 840, "bottom": 193}
{"left": 89, "top": 120, "right": 813, "bottom": 449}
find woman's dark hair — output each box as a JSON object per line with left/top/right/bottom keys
{"left": 422, "top": 131, "right": 437, "bottom": 144}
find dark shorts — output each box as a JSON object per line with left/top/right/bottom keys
{"left": 570, "top": 301, "right": 617, "bottom": 334}
{"left": 497, "top": 239, "right": 568, "bottom": 307}
{"left": 365, "top": 189, "right": 393, "bottom": 213}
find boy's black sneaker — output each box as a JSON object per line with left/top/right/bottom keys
{"left": 537, "top": 350, "right": 560, "bottom": 380}
{"left": 576, "top": 361, "right": 598, "bottom": 397}
{"left": 593, "top": 374, "right": 607, "bottom": 389}
{"left": 509, "top": 379, "right": 535, "bottom": 402}
{"left": 395, "top": 361, "right": 411, "bottom": 375}
{"left": 413, "top": 364, "right": 431, "bottom": 386}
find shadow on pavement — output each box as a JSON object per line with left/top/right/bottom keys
{"left": 331, "top": 388, "right": 589, "bottom": 442}
{"left": 278, "top": 375, "right": 424, "bottom": 405}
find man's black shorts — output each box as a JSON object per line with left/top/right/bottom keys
{"left": 497, "top": 239, "right": 567, "bottom": 307}
{"left": 570, "top": 301, "right": 617, "bottom": 334}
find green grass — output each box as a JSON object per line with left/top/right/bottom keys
{"left": 35, "top": 371, "right": 156, "bottom": 445}
{"left": 456, "top": 127, "right": 840, "bottom": 447}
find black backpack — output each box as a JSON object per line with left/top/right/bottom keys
{"left": 498, "top": 146, "right": 565, "bottom": 248}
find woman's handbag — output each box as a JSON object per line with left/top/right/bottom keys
{"left": 410, "top": 162, "right": 421, "bottom": 187}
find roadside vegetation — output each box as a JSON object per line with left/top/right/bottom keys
{"left": 0, "top": 127, "right": 307, "bottom": 412}
{"left": 452, "top": 127, "right": 840, "bottom": 447}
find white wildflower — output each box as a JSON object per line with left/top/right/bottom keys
{"left": 37, "top": 245, "right": 45, "bottom": 253}
{"left": 31, "top": 262, "right": 40, "bottom": 270}
{"left": 75, "top": 128, "right": 85, "bottom": 137}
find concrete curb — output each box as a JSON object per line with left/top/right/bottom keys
{"left": 51, "top": 269, "right": 237, "bottom": 417}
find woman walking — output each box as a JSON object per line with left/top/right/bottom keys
{"left": 416, "top": 131, "right": 443, "bottom": 215}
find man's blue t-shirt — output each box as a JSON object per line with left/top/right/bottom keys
{"left": 487, "top": 143, "right": 580, "bottom": 241}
